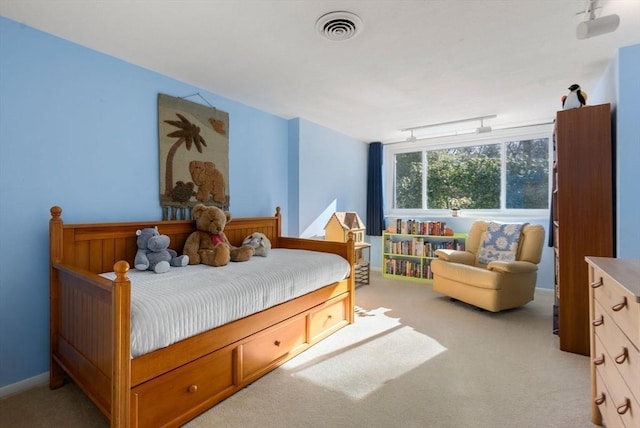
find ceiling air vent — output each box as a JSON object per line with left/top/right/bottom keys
{"left": 316, "top": 11, "right": 363, "bottom": 41}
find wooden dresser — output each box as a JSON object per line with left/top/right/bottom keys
{"left": 586, "top": 257, "right": 640, "bottom": 427}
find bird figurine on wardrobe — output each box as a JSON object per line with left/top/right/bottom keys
{"left": 561, "top": 84, "right": 587, "bottom": 110}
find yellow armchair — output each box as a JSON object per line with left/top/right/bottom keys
{"left": 431, "top": 221, "right": 545, "bottom": 312}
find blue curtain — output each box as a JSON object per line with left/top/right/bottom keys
{"left": 366, "top": 142, "right": 385, "bottom": 236}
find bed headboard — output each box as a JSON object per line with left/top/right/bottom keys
{"left": 50, "top": 206, "right": 282, "bottom": 274}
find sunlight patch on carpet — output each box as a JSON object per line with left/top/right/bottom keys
{"left": 282, "top": 307, "right": 447, "bottom": 400}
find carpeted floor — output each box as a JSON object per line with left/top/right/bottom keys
{"left": 0, "top": 272, "right": 594, "bottom": 427}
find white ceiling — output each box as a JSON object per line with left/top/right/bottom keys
{"left": 2, "top": 0, "right": 639, "bottom": 143}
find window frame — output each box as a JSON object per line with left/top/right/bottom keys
{"left": 384, "top": 124, "right": 554, "bottom": 220}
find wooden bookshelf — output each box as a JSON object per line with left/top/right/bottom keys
{"left": 382, "top": 231, "right": 466, "bottom": 283}
{"left": 554, "top": 104, "right": 614, "bottom": 356}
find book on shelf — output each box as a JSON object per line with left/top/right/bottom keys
{"left": 423, "top": 261, "right": 432, "bottom": 279}
{"left": 384, "top": 236, "right": 465, "bottom": 256}
{"left": 415, "top": 237, "right": 424, "bottom": 257}
{"left": 384, "top": 258, "right": 423, "bottom": 278}
{"left": 391, "top": 219, "right": 448, "bottom": 236}
{"left": 383, "top": 258, "right": 435, "bottom": 279}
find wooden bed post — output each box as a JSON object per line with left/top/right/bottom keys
{"left": 112, "top": 261, "right": 131, "bottom": 428}
{"left": 346, "top": 232, "right": 356, "bottom": 324}
{"left": 274, "top": 207, "right": 282, "bottom": 244}
{"left": 49, "top": 206, "right": 65, "bottom": 389}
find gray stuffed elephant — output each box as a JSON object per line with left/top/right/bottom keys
{"left": 242, "top": 232, "right": 271, "bottom": 257}
{"left": 135, "top": 227, "right": 189, "bottom": 274}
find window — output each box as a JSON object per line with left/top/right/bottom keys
{"left": 426, "top": 144, "right": 501, "bottom": 209}
{"left": 505, "top": 139, "right": 549, "bottom": 209}
{"left": 394, "top": 152, "right": 423, "bottom": 209}
{"left": 386, "top": 127, "right": 551, "bottom": 215}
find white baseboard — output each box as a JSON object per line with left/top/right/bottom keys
{"left": 0, "top": 372, "right": 49, "bottom": 399}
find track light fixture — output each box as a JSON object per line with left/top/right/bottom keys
{"left": 476, "top": 118, "right": 492, "bottom": 134}
{"left": 387, "top": 120, "right": 553, "bottom": 145}
{"left": 402, "top": 115, "right": 497, "bottom": 141}
{"left": 576, "top": 0, "right": 620, "bottom": 40}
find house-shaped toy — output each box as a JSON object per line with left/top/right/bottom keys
{"left": 324, "top": 212, "right": 365, "bottom": 243}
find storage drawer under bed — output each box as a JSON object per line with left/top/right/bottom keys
{"left": 131, "top": 345, "right": 236, "bottom": 428}
{"left": 130, "top": 292, "right": 351, "bottom": 427}
{"left": 309, "top": 294, "right": 349, "bottom": 341}
{"left": 240, "top": 314, "right": 307, "bottom": 383}
{"left": 239, "top": 293, "right": 349, "bottom": 383}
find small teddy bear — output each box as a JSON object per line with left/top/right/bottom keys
{"left": 183, "top": 204, "right": 254, "bottom": 267}
{"left": 242, "top": 232, "right": 271, "bottom": 257}
{"left": 135, "top": 227, "right": 189, "bottom": 274}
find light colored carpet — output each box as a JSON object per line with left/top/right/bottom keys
{"left": 0, "top": 272, "right": 594, "bottom": 427}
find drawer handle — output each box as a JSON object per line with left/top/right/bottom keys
{"left": 327, "top": 314, "right": 333, "bottom": 319}
{"left": 592, "top": 316, "right": 604, "bottom": 327}
{"left": 593, "top": 355, "right": 605, "bottom": 366}
{"left": 594, "top": 393, "right": 606, "bottom": 405}
{"left": 274, "top": 340, "right": 281, "bottom": 347}
{"left": 590, "top": 278, "right": 604, "bottom": 289}
{"left": 611, "top": 297, "right": 627, "bottom": 312}
{"left": 188, "top": 384, "right": 198, "bottom": 393}
{"left": 614, "top": 348, "right": 629, "bottom": 364}
{"left": 616, "top": 398, "right": 631, "bottom": 415}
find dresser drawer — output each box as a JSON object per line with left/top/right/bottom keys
{"left": 592, "top": 272, "right": 640, "bottom": 349}
{"left": 132, "top": 346, "right": 235, "bottom": 428}
{"left": 593, "top": 300, "right": 640, "bottom": 404}
{"left": 309, "top": 295, "right": 348, "bottom": 342}
{"left": 594, "top": 370, "right": 625, "bottom": 428}
{"left": 241, "top": 315, "right": 306, "bottom": 382}
{"left": 594, "top": 334, "right": 640, "bottom": 428}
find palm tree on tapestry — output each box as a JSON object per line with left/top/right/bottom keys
{"left": 163, "top": 113, "right": 207, "bottom": 201}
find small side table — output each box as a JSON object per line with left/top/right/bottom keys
{"left": 354, "top": 242, "right": 371, "bottom": 286}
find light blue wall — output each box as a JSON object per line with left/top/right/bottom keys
{"left": 0, "top": 17, "right": 367, "bottom": 390}
{"left": 616, "top": 44, "right": 640, "bottom": 257}
{"left": 285, "top": 118, "right": 367, "bottom": 238}
{"left": 589, "top": 43, "right": 640, "bottom": 258}
{"left": 287, "top": 120, "right": 301, "bottom": 236}
{"left": 295, "top": 118, "right": 368, "bottom": 238}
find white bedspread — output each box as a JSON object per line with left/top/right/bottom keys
{"left": 101, "top": 248, "right": 350, "bottom": 357}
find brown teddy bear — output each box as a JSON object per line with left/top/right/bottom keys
{"left": 183, "top": 204, "right": 254, "bottom": 266}
{"left": 189, "top": 160, "right": 227, "bottom": 205}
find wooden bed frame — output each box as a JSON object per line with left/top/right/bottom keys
{"left": 49, "top": 206, "right": 355, "bottom": 428}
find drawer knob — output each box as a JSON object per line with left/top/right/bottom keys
{"left": 188, "top": 384, "right": 198, "bottom": 393}
{"left": 614, "top": 347, "right": 629, "bottom": 365}
{"left": 594, "top": 393, "right": 606, "bottom": 406}
{"left": 592, "top": 316, "right": 604, "bottom": 327}
{"left": 590, "top": 278, "right": 604, "bottom": 289}
{"left": 593, "top": 355, "right": 605, "bottom": 366}
{"left": 616, "top": 398, "right": 631, "bottom": 415}
{"left": 612, "top": 297, "right": 627, "bottom": 312}
{"left": 274, "top": 340, "right": 281, "bottom": 347}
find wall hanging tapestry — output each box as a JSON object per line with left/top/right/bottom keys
{"left": 158, "top": 93, "right": 230, "bottom": 220}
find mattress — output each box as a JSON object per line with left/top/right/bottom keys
{"left": 101, "top": 248, "right": 351, "bottom": 357}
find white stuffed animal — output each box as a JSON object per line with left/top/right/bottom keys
{"left": 242, "top": 232, "right": 271, "bottom": 257}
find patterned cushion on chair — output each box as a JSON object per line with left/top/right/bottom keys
{"left": 477, "top": 222, "right": 527, "bottom": 265}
